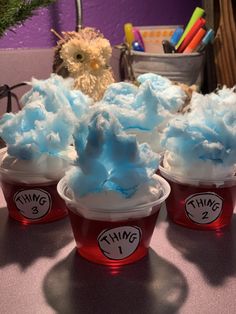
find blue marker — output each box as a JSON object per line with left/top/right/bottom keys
{"left": 197, "top": 29, "right": 215, "bottom": 52}
{"left": 132, "top": 41, "right": 145, "bottom": 52}
{"left": 170, "top": 27, "right": 184, "bottom": 47}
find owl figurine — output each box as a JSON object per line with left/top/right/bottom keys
{"left": 52, "top": 27, "right": 115, "bottom": 101}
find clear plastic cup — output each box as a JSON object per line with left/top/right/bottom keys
{"left": 57, "top": 175, "right": 170, "bottom": 266}
{"left": 159, "top": 165, "right": 236, "bottom": 230}
{"left": 0, "top": 148, "right": 68, "bottom": 224}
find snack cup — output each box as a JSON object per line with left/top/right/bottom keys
{"left": 159, "top": 165, "right": 236, "bottom": 230}
{"left": 57, "top": 175, "right": 170, "bottom": 266}
{"left": 0, "top": 149, "right": 68, "bottom": 224}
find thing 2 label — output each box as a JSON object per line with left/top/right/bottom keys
{"left": 185, "top": 192, "right": 223, "bottom": 224}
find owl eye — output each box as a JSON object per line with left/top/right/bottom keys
{"left": 75, "top": 53, "right": 85, "bottom": 62}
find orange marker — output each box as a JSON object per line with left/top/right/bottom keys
{"left": 177, "top": 18, "right": 206, "bottom": 53}
{"left": 183, "top": 28, "right": 206, "bottom": 53}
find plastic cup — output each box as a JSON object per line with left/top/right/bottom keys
{"left": 159, "top": 165, "right": 236, "bottom": 230}
{"left": 0, "top": 149, "right": 68, "bottom": 224}
{"left": 57, "top": 175, "right": 170, "bottom": 266}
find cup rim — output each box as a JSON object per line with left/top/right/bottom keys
{"left": 159, "top": 163, "right": 236, "bottom": 186}
{"left": 57, "top": 174, "right": 171, "bottom": 213}
{"left": 131, "top": 50, "right": 204, "bottom": 58}
{"left": 0, "top": 147, "right": 69, "bottom": 180}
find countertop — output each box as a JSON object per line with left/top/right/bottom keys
{"left": 1, "top": 188, "right": 236, "bottom": 314}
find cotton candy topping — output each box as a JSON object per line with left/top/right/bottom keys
{"left": 0, "top": 74, "right": 91, "bottom": 161}
{"left": 162, "top": 87, "right": 236, "bottom": 179}
{"left": 65, "top": 109, "right": 160, "bottom": 199}
{"left": 99, "top": 73, "right": 187, "bottom": 131}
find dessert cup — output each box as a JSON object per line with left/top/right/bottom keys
{"left": 159, "top": 165, "right": 236, "bottom": 230}
{"left": 0, "top": 148, "right": 68, "bottom": 224}
{"left": 57, "top": 175, "right": 170, "bottom": 266}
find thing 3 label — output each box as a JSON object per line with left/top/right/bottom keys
{"left": 185, "top": 192, "right": 223, "bottom": 224}
{"left": 97, "top": 226, "right": 141, "bottom": 260}
{"left": 14, "top": 189, "right": 52, "bottom": 220}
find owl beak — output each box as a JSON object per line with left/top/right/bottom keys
{"left": 90, "top": 60, "right": 100, "bottom": 70}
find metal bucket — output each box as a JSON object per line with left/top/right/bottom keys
{"left": 131, "top": 51, "right": 205, "bottom": 86}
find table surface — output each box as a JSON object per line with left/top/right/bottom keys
{"left": 1, "top": 188, "right": 236, "bottom": 314}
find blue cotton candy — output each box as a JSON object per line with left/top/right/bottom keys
{"left": 0, "top": 113, "right": 18, "bottom": 144}
{"left": 96, "top": 102, "right": 157, "bottom": 131}
{"left": 0, "top": 74, "right": 91, "bottom": 160}
{"left": 67, "top": 109, "right": 159, "bottom": 198}
{"left": 1, "top": 106, "right": 75, "bottom": 160}
{"left": 99, "top": 73, "right": 186, "bottom": 132}
{"left": 22, "top": 74, "right": 92, "bottom": 117}
{"left": 162, "top": 87, "right": 236, "bottom": 168}
{"left": 137, "top": 74, "right": 186, "bottom": 112}
{"left": 67, "top": 161, "right": 108, "bottom": 197}
{"left": 137, "top": 73, "right": 172, "bottom": 91}
{"left": 102, "top": 82, "right": 138, "bottom": 107}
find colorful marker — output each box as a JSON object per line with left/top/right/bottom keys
{"left": 162, "top": 40, "right": 176, "bottom": 53}
{"left": 197, "top": 29, "right": 215, "bottom": 52}
{"left": 132, "top": 41, "right": 145, "bottom": 52}
{"left": 124, "top": 23, "right": 134, "bottom": 47}
{"left": 176, "top": 7, "right": 205, "bottom": 49}
{"left": 183, "top": 28, "right": 206, "bottom": 53}
{"left": 132, "top": 27, "right": 145, "bottom": 51}
{"left": 170, "top": 27, "right": 184, "bottom": 46}
{"left": 177, "top": 17, "right": 206, "bottom": 53}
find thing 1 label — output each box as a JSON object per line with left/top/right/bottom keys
{"left": 97, "top": 226, "right": 141, "bottom": 260}
{"left": 14, "top": 189, "right": 52, "bottom": 220}
{"left": 185, "top": 192, "right": 223, "bottom": 224}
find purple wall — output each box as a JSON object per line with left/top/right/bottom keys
{"left": 0, "top": 0, "right": 202, "bottom": 48}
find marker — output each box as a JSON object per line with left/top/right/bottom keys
{"left": 132, "top": 41, "right": 145, "bottom": 52}
{"left": 197, "top": 29, "right": 215, "bottom": 52}
{"left": 162, "top": 40, "right": 176, "bottom": 53}
{"left": 132, "top": 27, "right": 145, "bottom": 51}
{"left": 124, "top": 23, "right": 134, "bottom": 47}
{"left": 170, "top": 27, "right": 184, "bottom": 46}
{"left": 183, "top": 28, "right": 206, "bottom": 53}
{"left": 177, "top": 17, "right": 206, "bottom": 53}
{"left": 176, "top": 7, "right": 205, "bottom": 49}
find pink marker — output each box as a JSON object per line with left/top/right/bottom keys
{"left": 132, "top": 27, "right": 145, "bottom": 51}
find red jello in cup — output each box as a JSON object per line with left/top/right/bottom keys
{"left": 159, "top": 165, "right": 236, "bottom": 230}
{"left": 1, "top": 179, "right": 67, "bottom": 224}
{"left": 0, "top": 149, "right": 68, "bottom": 224}
{"left": 57, "top": 175, "right": 170, "bottom": 266}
